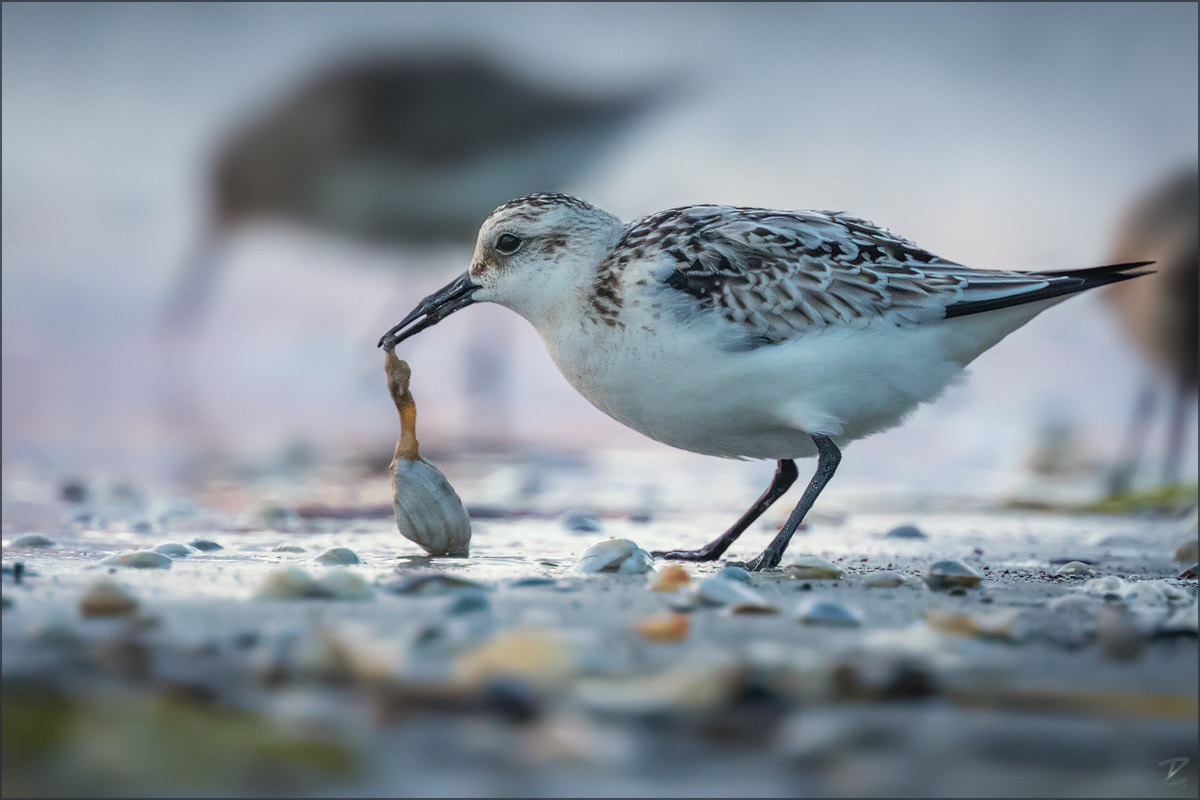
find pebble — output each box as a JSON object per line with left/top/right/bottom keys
{"left": 1095, "top": 605, "right": 1145, "bottom": 661}
{"left": 272, "top": 544, "right": 306, "bottom": 553}
{"left": 797, "top": 600, "right": 861, "bottom": 627}
{"left": 923, "top": 560, "right": 982, "bottom": 590}
{"left": 509, "top": 577, "right": 558, "bottom": 588}
{"left": 863, "top": 571, "right": 907, "bottom": 588}
{"left": 1175, "top": 538, "right": 1198, "bottom": 564}
{"left": 447, "top": 592, "right": 490, "bottom": 615}
{"left": 255, "top": 567, "right": 329, "bottom": 600}
{"left": 101, "top": 551, "right": 173, "bottom": 570}
{"left": 189, "top": 539, "right": 224, "bottom": 552}
{"left": 924, "top": 608, "right": 1019, "bottom": 642}
{"left": 1054, "top": 561, "right": 1097, "bottom": 578}
{"left": 575, "top": 539, "right": 654, "bottom": 574}
{"left": 885, "top": 524, "right": 927, "bottom": 539}
{"left": 79, "top": 580, "right": 140, "bottom": 617}
{"left": 785, "top": 555, "right": 844, "bottom": 580}
{"left": 561, "top": 510, "right": 603, "bottom": 533}
{"left": 380, "top": 573, "right": 489, "bottom": 596}
{"left": 692, "top": 575, "right": 772, "bottom": 608}
{"left": 316, "top": 569, "right": 374, "bottom": 601}
{"left": 632, "top": 612, "right": 690, "bottom": 642}
{"left": 1156, "top": 601, "right": 1198, "bottom": 637}
{"left": 153, "top": 543, "right": 194, "bottom": 558}
{"left": 456, "top": 630, "right": 578, "bottom": 690}
{"left": 716, "top": 565, "right": 753, "bottom": 584}
{"left": 649, "top": 564, "right": 691, "bottom": 591}
{"left": 10, "top": 534, "right": 54, "bottom": 549}
{"left": 314, "top": 547, "right": 362, "bottom": 565}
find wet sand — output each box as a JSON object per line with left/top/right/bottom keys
{"left": 2, "top": 474, "right": 1197, "bottom": 797}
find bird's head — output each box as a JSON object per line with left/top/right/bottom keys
{"left": 378, "top": 193, "right": 623, "bottom": 348}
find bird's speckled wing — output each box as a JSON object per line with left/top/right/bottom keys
{"left": 621, "top": 206, "right": 1066, "bottom": 343}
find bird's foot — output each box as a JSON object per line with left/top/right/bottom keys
{"left": 743, "top": 551, "right": 783, "bottom": 572}
{"left": 650, "top": 547, "right": 723, "bottom": 562}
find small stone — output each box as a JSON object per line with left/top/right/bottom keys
{"left": 10, "top": 534, "right": 54, "bottom": 549}
{"left": 79, "top": 580, "right": 139, "bottom": 617}
{"left": 575, "top": 539, "right": 654, "bottom": 574}
{"left": 632, "top": 612, "right": 690, "bottom": 642}
{"left": 798, "top": 600, "right": 861, "bottom": 627}
{"left": 1054, "top": 561, "right": 1097, "bottom": 578}
{"left": 924, "top": 560, "right": 982, "bottom": 590}
{"left": 314, "top": 547, "right": 362, "bottom": 565}
{"left": 727, "top": 602, "right": 781, "bottom": 616}
{"left": 885, "top": 524, "right": 927, "bottom": 539}
{"left": 509, "top": 577, "right": 557, "bottom": 588}
{"left": 1082, "top": 575, "right": 1126, "bottom": 596}
{"left": 692, "top": 575, "right": 772, "bottom": 608}
{"left": 101, "top": 551, "right": 173, "bottom": 570}
{"left": 924, "top": 608, "right": 1018, "bottom": 641}
{"left": 272, "top": 544, "right": 305, "bottom": 553}
{"left": 255, "top": 567, "right": 329, "bottom": 600}
{"left": 380, "top": 573, "right": 489, "bottom": 596}
{"left": 786, "top": 555, "right": 844, "bottom": 580}
{"left": 456, "top": 630, "right": 577, "bottom": 690}
{"left": 716, "top": 565, "right": 753, "bottom": 584}
{"left": 153, "top": 543, "right": 194, "bottom": 558}
{"left": 1096, "top": 605, "right": 1145, "bottom": 661}
{"left": 447, "top": 592, "right": 490, "bottom": 615}
{"left": 1175, "top": 538, "right": 1198, "bottom": 564}
{"left": 863, "top": 571, "right": 907, "bottom": 588}
{"left": 1155, "top": 601, "right": 1198, "bottom": 637}
{"left": 561, "top": 510, "right": 602, "bottom": 533}
{"left": 316, "top": 569, "right": 374, "bottom": 601}
{"left": 189, "top": 539, "right": 223, "bottom": 552}
{"left": 649, "top": 564, "right": 691, "bottom": 591}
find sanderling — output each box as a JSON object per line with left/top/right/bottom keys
{"left": 379, "top": 193, "right": 1151, "bottom": 570}
{"left": 1103, "top": 166, "right": 1197, "bottom": 494}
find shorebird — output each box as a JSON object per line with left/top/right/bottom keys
{"left": 379, "top": 193, "right": 1150, "bottom": 570}
{"left": 1103, "top": 167, "right": 1197, "bottom": 495}
{"left": 160, "top": 52, "right": 665, "bottom": 334}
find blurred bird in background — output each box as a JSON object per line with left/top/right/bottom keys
{"left": 154, "top": 51, "right": 667, "bottom": 469}
{"left": 1103, "top": 166, "right": 1198, "bottom": 497}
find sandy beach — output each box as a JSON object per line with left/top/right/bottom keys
{"left": 3, "top": 464, "right": 1196, "bottom": 797}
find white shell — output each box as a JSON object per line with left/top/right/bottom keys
{"left": 393, "top": 457, "right": 471, "bottom": 557}
{"left": 691, "top": 575, "right": 771, "bottom": 608}
{"left": 575, "top": 538, "right": 654, "bottom": 574}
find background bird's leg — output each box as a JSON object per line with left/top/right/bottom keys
{"left": 652, "top": 459, "right": 798, "bottom": 561}
{"left": 1107, "top": 382, "right": 1157, "bottom": 497}
{"left": 744, "top": 435, "right": 840, "bottom": 571}
{"left": 1162, "top": 380, "right": 1192, "bottom": 489}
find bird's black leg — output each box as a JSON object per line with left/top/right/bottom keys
{"left": 1107, "top": 382, "right": 1157, "bottom": 497}
{"left": 745, "top": 434, "right": 841, "bottom": 572}
{"left": 652, "top": 459, "right": 798, "bottom": 561}
{"left": 1163, "top": 380, "right": 1192, "bottom": 489}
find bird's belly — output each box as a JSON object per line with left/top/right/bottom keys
{"left": 543, "top": 321, "right": 989, "bottom": 460}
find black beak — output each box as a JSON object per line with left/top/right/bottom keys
{"left": 378, "top": 272, "right": 480, "bottom": 349}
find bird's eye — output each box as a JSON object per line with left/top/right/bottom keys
{"left": 495, "top": 233, "right": 522, "bottom": 255}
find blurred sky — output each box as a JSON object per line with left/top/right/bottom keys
{"left": 2, "top": 2, "right": 1197, "bottom": 497}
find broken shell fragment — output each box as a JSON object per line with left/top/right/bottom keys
{"left": 649, "top": 563, "right": 691, "bottom": 591}
{"left": 314, "top": 547, "right": 362, "bottom": 565}
{"left": 632, "top": 612, "right": 690, "bottom": 642}
{"left": 798, "top": 600, "right": 861, "bottom": 627}
{"left": 1054, "top": 561, "right": 1096, "bottom": 577}
{"left": 575, "top": 539, "right": 654, "bottom": 574}
{"left": 923, "top": 560, "right": 982, "bottom": 590}
{"left": 386, "top": 349, "right": 471, "bottom": 557}
{"left": 691, "top": 575, "right": 771, "bottom": 608}
{"left": 101, "top": 551, "right": 173, "bottom": 570}
{"left": 79, "top": 580, "right": 139, "bottom": 618}
{"left": 863, "top": 570, "right": 907, "bottom": 588}
{"left": 786, "top": 555, "right": 844, "bottom": 580}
